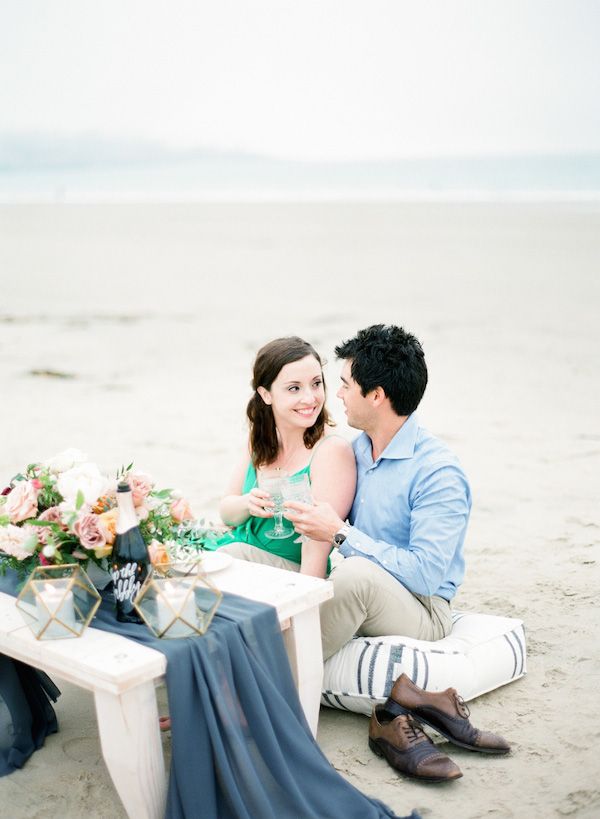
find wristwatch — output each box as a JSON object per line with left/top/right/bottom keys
{"left": 332, "top": 523, "right": 351, "bottom": 547}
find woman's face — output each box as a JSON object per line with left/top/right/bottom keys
{"left": 259, "top": 355, "right": 325, "bottom": 431}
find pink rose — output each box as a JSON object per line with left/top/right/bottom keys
{"left": 37, "top": 506, "right": 66, "bottom": 544}
{"left": 73, "top": 513, "right": 107, "bottom": 552}
{"left": 170, "top": 497, "right": 194, "bottom": 523}
{"left": 130, "top": 473, "right": 153, "bottom": 507}
{"left": 4, "top": 480, "right": 40, "bottom": 523}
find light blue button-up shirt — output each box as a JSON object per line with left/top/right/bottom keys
{"left": 339, "top": 413, "right": 471, "bottom": 600}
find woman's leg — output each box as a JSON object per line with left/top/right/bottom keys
{"left": 218, "top": 541, "right": 301, "bottom": 573}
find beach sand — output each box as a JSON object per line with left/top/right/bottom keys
{"left": 1, "top": 201, "right": 599, "bottom": 818}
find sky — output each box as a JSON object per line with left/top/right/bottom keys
{"left": 1, "top": 0, "right": 600, "bottom": 161}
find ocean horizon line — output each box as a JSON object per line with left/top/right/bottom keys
{"left": 2, "top": 189, "right": 600, "bottom": 205}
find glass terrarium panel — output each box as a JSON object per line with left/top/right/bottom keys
{"left": 16, "top": 564, "right": 101, "bottom": 640}
{"left": 134, "top": 565, "right": 222, "bottom": 639}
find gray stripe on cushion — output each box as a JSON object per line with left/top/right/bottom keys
{"left": 511, "top": 628, "right": 525, "bottom": 676}
{"left": 356, "top": 642, "right": 371, "bottom": 695}
{"left": 503, "top": 633, "right": 518, "bottom": 678}
{"left": 412, "top": 649, "right": 418, "bottom": 683}
{"left": 368, "top": 643, "right": 382, "bottom": 698}
{"left": 422, "top": 651, "right": 430, "bottom": 690}
{"left": 385, "top": 644, "right": 404, "bottom": 696}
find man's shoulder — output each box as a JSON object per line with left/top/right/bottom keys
{"left": 414, "top": 424, "right": 467, "bottom": 475}
{"left": 351, "top": 431, "right": 369, "bottom": 456}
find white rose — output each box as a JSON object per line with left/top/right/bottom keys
{"left": 57, "top": 462, "right": 108, "bottom": 507}
{"left": 0, "top": 524, "right": 38, "bottom": 561}
{"left": 44, "top": 448, "right": 89, "bottom": 474}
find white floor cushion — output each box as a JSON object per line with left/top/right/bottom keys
{"left": 321, "top": 610, "right": 526, "bottom": 716}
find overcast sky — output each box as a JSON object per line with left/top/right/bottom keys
{"left": 1, "top": 0, "right": 599, "bottom": 160}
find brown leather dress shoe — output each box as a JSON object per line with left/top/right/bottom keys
{"left": 385, "top": 674, "right": 511, "bottom": 755}
{"left": 369, "top": 705, "right": 462, "bottom": 783}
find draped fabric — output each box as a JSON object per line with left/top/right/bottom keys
{"left": 0, "top": 570, "right": 61, "bottom": 776}
{"left": 0, "top": 656, "right": 60, "bottom": 776}
{"left": 1, "top": 570, "right": 417, "bottom": 819}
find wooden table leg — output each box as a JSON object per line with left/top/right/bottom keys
{"left": 282, "top": 606, "right": 324, "bottom": 738}
{"left": 94, "top": 682, "right": 166, "bottom": 819}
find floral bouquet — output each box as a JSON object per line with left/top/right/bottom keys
{"left": 0, "top": 448, "right": 226, "bottom": 580}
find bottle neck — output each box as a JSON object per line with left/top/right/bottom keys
{"left": 116, "top": 486, "right": 139, "bottom": 534}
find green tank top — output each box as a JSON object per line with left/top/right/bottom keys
{"left": 212, "top": 461, "right": 312, "bottom": 564}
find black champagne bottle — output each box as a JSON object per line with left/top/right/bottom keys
{"left": 111, "top": 481, "right": 149, "bottom": 624}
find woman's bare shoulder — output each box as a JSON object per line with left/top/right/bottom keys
{"left": 312, "top": 433, "right": 354, "bottom": 460}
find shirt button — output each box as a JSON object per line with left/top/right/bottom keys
{"left": 360, "top": 498, "right": 364, "bottom": 503}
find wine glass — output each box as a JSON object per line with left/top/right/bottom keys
{"left": 258, "top": 470, "right": 294, "bottom": 539}
{"left": 281, "top": 473, "right": 312, "bottom": 543}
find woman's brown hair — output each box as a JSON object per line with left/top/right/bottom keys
{"left": 247, "top": 337, "right": 333, "bottom": 468}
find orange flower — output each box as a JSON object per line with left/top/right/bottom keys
{"left": 148, "top": 539, "right": 169, "bottom": 568}
{"left": 98, "top": 507, "right": 119, "bottom": 545}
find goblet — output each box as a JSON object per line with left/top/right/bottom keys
{"left": 282, "top": 473, "right": 313, "bottom": 543}
{"left": 258, "top": 470, "right": 294, "bottom": 539}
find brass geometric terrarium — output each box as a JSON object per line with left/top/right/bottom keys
{"left": 134, "top": 562, "right": 222, "bottom": 639}
{"left": 16, "top": 563, "right": 101, "bottom": 640}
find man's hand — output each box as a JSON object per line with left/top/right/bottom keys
{"left": 284, "top": 500, "right": 345, "bottom": 544}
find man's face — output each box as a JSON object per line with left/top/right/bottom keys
{"left": 336, "top": 360, "right": 372, "bottom": 430}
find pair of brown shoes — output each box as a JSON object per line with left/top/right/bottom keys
{"left": 369, "top": 674, "right": 511, "bottom": 783}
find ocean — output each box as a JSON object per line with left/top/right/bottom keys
{"left": 1, "top": 152, "right": 600, "bottom": 202}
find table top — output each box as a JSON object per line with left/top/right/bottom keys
{"left": 211, "top": 558, "right": 333, "bottom": 622}
{"left": 0, "top": 559, "right": 332, "bottom": 695}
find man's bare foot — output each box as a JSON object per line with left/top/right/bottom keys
{"left": 159, "top": 716, "right": 172, "bottom": 731}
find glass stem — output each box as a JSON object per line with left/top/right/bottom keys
{"left": 274, "top": 510, "right": 284, "bottom": 533}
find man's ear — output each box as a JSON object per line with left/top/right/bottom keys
{"left": 257, "top": 386, "right": 272, "bottom": 405}
{"left": 370, "top": 386, "right": 387, "bottom": 407}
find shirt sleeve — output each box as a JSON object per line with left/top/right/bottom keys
{"left": 339, "top": 464, "right": 471, "bottom": 596}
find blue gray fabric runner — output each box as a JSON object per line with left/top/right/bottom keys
{"left": 0, "top": 570, "right": 417, "bottom": 819}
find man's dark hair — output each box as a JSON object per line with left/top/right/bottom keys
{"left": 335, "top": 324, "right": 427, "bottom": 416}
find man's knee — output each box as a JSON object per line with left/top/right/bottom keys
{"left": 330, "top": 556, "right": 380, "bottom": 600}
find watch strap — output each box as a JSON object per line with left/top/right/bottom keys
{"left": 332, "top": 523, "right": 351, "bottom": 547}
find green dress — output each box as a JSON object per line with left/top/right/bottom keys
{"left": 211, "top": 461, "right": 314, "bottom": 565}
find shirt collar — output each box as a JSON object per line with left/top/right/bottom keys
{"left": 355, "top": 413, "right": 419, "bottom": 464}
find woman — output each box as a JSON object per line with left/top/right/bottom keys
{"left": 215, "top": 337, "right": 356, "bottom": 578}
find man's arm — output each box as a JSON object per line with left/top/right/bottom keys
{"left": 286, "top": 464, "right": 471, "bottom": 597}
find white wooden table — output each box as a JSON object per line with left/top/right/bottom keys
{"left": 0, "top": 559, "right": 333, "bottom": 819}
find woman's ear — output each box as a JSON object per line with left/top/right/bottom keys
{"left": 257, "top": 386, "right": 272, "bottom": 405}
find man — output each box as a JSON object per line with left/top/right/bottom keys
{"left": 288, "top": 325, "right": 510, "bottom": 782}
{"left": 285, "top": 323, "right": 471, "bottom": 661}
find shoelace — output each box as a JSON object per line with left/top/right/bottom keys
{"left": 398, "top": 715, "right": 429, "bottom": 746}
{"left": 451, "top": 690, "right": 471, "bottom": 719}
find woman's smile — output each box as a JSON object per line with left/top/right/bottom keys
{"left": 295, "top": 406, "right": 318, "bottom": 417}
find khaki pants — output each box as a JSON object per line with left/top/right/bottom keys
{"left": 320, "top": 555, "right": 452, "bottom": 660}
{"left": 218, "top": 544, "right": 452, "bottom": 661}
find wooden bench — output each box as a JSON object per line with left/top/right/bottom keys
{"left": 0, "top": 559, "right": 333, "bottom": 819}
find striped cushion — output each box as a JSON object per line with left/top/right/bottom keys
{"left": 321, "top": 611, "right": 526, "bottom": 715}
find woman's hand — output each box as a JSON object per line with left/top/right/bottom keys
{"left": 247, "top": 487, "right": 274, "bottom": 518}
{"left": 285, "top": 500, "right": 343, "bottom": 542}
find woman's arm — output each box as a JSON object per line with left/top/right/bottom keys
{"left": 218, "top": 449, "right": 273, "bottom": 526}
{"left": 299, "top": 436, "right": 357, "bottom": 578}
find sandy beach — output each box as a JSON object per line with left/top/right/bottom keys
{"left": 1, "top": 201, "right": 599, "bottom": 818}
